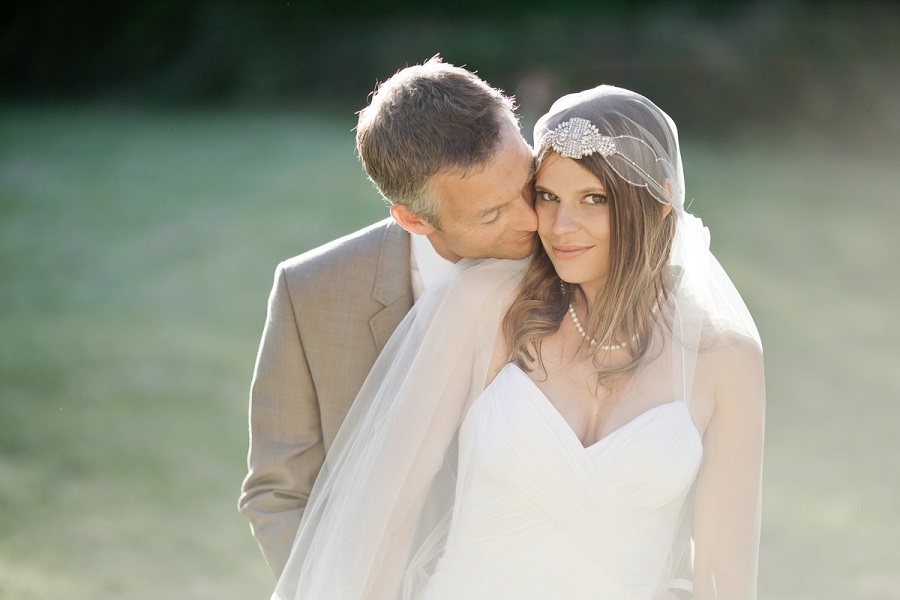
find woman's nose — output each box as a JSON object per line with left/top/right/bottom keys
{"left": 551, "top": 202, "right": 578, "bottom": 235}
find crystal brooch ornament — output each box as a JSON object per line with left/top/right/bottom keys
{"left": 545, "top": 117, "right": 617, "bottom": 159}
{"left": 545, "top": 117, "right": 616, "bottom": 158}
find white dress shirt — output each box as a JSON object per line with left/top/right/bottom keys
{"left": 410, "top": 233, "right": 456, "bottom": 302}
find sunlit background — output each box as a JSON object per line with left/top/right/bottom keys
{"left": 2, "top": 1, "right": 899, "bottom": 598}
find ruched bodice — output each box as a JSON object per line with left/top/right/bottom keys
{"left": 422, "top": 363, "right": 703, "bottom": 599}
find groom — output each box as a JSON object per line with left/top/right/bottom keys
{"left": 239, "top": 57, "right": 537, "bottom": 577}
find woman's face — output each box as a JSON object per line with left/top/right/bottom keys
{"left": 535, "top": 153, "right": 611, "bottom": 302}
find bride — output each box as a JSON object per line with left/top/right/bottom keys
{"left": 272, "top": 85, "right": 765, "bottom": 599}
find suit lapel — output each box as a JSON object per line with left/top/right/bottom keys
{"left": 369, "top": 220, "right": 413, "bottom": 353}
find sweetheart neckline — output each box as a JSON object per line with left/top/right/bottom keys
{"left": 500, "top": 363, "right": 694, "bottom": 452}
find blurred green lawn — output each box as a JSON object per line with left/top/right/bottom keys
{"left": 1, "top": 106, "right": 898, "bottom": 599}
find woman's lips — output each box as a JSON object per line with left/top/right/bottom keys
{"left": 551, "top": 244, "right": 592, "bottom": 258}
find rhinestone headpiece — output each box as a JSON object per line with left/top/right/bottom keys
{"left": 543, "top": 118, "right": 617, "bottom": 159}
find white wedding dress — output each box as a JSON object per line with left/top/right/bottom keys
{"left": 421, "top": 363, "right": 703, "bottom": 600}
{"left": 274, "top": 256, "right": 760, "bottom": 600}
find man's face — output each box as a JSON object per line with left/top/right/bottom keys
{"left": 424, "top": 124, "right": 538, "bottom": 262}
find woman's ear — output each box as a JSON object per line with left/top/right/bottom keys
{"left": 390, "top": 203, "right": 437, "bottom": 236}
{"left": 662, "top": 179, "right": 674, "bottom": 217}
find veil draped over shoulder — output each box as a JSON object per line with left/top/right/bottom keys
{"left": 274, "top": 86, "right": 764, "bottom": 600}
{"left": 273, "top": 258, "right": 529, "bottom": 599}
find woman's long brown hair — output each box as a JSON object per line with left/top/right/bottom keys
{"left": 503, "top": 142, "right": 677, "bottom": 386}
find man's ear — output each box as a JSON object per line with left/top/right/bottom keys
{"left": 390, "top": 203, "right": 437, "bottom": 236}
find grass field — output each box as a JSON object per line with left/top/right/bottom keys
{"left": 1, "top": 105, "right": 898, "bottom": 599}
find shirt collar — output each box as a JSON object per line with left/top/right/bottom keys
{"left": 410, "top": 233, "right": 456, "bottom": 301}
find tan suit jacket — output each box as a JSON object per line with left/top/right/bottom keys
{"left": 239, "top": 218, "right": 412, "bottom": 576}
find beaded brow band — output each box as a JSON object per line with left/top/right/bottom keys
{"left": 541, "top": 117, "right": 678, "bottom": 207}
{"left": 543, "top": 117, "right": 617, "bottom": 159}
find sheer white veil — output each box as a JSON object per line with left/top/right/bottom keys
{"left": 532, "top": 86, "right": 764, "bottom": 598}
{"left": 273, "top": 85, "right": 764, "bottom": 600}
{"left": 273, "top": 257, "right": 529, "bottom": 599}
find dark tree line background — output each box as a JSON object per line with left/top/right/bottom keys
{"left": 3, "top": 0, "right": 899, "bottom": 137}
{"left": 2, "top": 4, "right": 900, "bottom": 599}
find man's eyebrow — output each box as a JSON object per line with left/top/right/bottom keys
{"left": 473, "top": 157, "right": 536, "bottom": 220}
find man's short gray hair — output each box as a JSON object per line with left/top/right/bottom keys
{"left": 356, "top": 56, "right": 518, "bottom": 227}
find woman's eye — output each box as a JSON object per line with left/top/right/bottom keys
{"left": 538, "top": 191, "right": 558, "bottom": 202}
{"left": 585, "top": 194, "right": 607, "bottom": 205}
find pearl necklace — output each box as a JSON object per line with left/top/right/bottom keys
{"left": 566, "top": 304, "right": 634, "bottom": 351}
{"left": 561, "top": 282, "right": 662, "bottom": 352}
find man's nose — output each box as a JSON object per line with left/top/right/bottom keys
{"left": 513, "top": 194, "right": 538, "bottom": 232}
